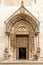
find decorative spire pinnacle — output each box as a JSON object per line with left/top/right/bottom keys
{"left": 21, "top": 1, "right": 24, "bottom": 7}
{"left": 34, "top": 0, "right": 36, "bottom": 3}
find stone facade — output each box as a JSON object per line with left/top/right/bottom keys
{"left": 0, "top": 1, "right": 40, "bottom": 61}
{"left": 0, "top": 0, "right": 43, "bottom": 63}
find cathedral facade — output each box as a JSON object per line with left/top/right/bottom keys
{"left": 0, "top": 0, "right": 43, "bottom": 65}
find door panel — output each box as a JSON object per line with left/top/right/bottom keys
{"left": 16, "top": 35, "right": 29, "bottom": 60}
{"left": 16, "top": 35, "right": 28, "bottom": 47}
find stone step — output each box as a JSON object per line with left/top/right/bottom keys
{"left": 0, "top": 61, "right": 43, "bottom": 65}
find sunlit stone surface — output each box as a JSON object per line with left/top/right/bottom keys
{"left": 0, "top": 0, "right": 43, "bottom": 65}
{"left": 0, "top": 0, "right": 32, "bottom": 6}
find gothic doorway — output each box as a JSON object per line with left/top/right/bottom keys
{"left": 16, "top": 35, "right": 29, "bottom": 60}
{"left": 5, "top": 2, "right": 40, "bottom": 60}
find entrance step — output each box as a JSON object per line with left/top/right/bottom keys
{"left": 0, "top": 60, "right": 43, "bottom": 65}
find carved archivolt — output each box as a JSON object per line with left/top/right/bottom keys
{"left": 6, "top": 13, "right": 39, "bottom": 33}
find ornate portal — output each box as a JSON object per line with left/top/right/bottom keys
{"left": 5, "top": 1, "right": 40, "bottom": 61}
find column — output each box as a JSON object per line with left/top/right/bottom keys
{"left": 8, "top": 35, "right": 10, "bottom": 54}
{"left": 34, "top": 36, "right": 37, "bottom": 54}
{"left": 7, "top": 32, "right": 10, "bottom": 55}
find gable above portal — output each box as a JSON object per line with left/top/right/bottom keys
{"left": 5, "top": 1, "right": 39, "bottom": 35}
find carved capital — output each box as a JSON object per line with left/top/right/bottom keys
{"left": 5, "top": 31, "right": 10, "bottom": 36}
{"left": 35, "top": 30, "right": 40, "bottom": 36}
